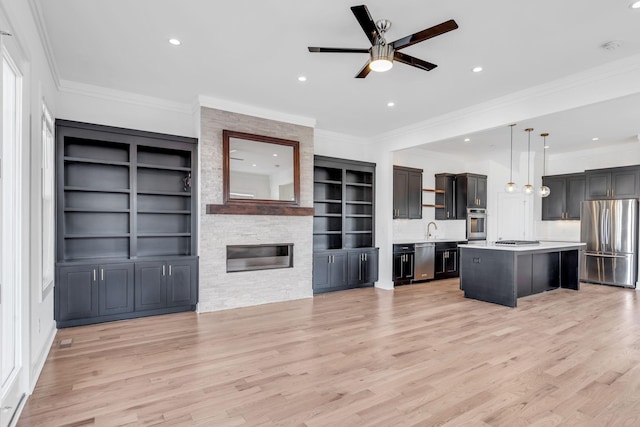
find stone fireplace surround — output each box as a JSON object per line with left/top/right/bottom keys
{"left": 198, "top": 107, "right": 314, "bottom": 312}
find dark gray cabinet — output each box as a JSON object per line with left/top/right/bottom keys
{"left": 313, "top": 252, "right": 348, "bottom": 292}
{"left": 393, "top": 251, "right": 414, "bottom": 284}
{"left": 57, "top": 265, "right": 98, "bottom": 321}
{"left": 586, "top": 166, "right": 640, "bottom": 200}
{"left": 542, "top": 173, "right": 585, "bottom": 220}
{"left": 393, "top": 166, "right": 422, "bottom": 219}
{"left": 58, "top": 262, "right": 134, "bottom": 321}
{"left": 348, "top": 248, "right": 379, "bottom": 286}
{"left": 435, "top": 173, "right": 455, "bottom": 220}
{"left": 313, "top": 156, "right": 378, "bottom": 294}
{"left": 135, "top": 258, "right": 197, "bottom": 310}
{"left": 98, "top": 263, "right": 134, "bottom": 316}
{"left": 135, "top": 261, "right": 165, "bottom": 311}
{"left": 55, "top": 120, "right": 199, "bottom": 328}
{"left": 455, "top": 173, "right": 487, "bottom": 218}
{"left": 434, "top": 242, "right": 459, "bottom": 280}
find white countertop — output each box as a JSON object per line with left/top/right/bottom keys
{"left": 458, "top": 241, "right": 585, "bottom": 252}
{"left": 394, "top": 238, "right": 467, "bottom": 244}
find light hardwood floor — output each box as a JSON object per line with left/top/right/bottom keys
{"left": 18, "top": 280, "right": 640, "bottom": 426}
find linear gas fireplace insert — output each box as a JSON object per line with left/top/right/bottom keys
{"left": 226, "top": 243, "right": 294, "bottom": 273}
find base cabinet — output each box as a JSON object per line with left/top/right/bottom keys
{"left": 57, "top": 265, "right": 98, "bottom": 321}
{"left": 135, "top": 259, "right": 197, "bottom": 310}
{"left": 313, "top": 252, "right": 348, "bottom": 292}
{"left": 434, "top": 244, "right": 459, "bottom": 280}
{"left": 58, "top": 263, "right": 134, "bottom": 322}
{"left": 56, "top": 257, "right": 197, "bottom": 327}
{"left": 348, "top": 249, "right": 379, "bottom": 286}
{"left": 393, "top": 252, "right": 414, "bottom": 284}
{"left": 313, "top": 249, "right": 378, "bottom": 294}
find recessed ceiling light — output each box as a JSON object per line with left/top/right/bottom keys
{"left": 631, "top": 1, "right": 640, "bottom": 9}
{"left": 168, "top": 38, "right": 181, "bottom": 46}
{"left": 464, "top": 138, "right": 471, "bottom": 142}
{"left": 472, "top": 66, "right": 483, "bottom": 73}
{"left": 298, "top": 76, "right": 307, "bottom": 82}
{"left": 273, "top": 154, "right": 278, "bottom": 157}
{"left": 387, "top": 102, "right": 395, "bottom": 107}
{"left": 592, "top": 137, "right": 599, "bottom": 141}
{"left": 544, "top": 145, "right": 550, "bottom": 149}
{"left": 252, "top": 164, "right": 257, "bottom": 167}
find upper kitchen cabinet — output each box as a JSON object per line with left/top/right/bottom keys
{"left": 455, "top": 173, "right": 487, "bottom": 219}
{"left": 542, "top": 173, "right": 585, "bottom": 220}
{"left": 393, "top": 166, "right": 422, "bottom": 219}
{"left": 586, "top": 166, "right": 640, "bottom": 200}
{"left": 435, "top": 173, "right": 456, "bottom": 220}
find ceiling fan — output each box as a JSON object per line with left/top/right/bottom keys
{"left": 308, "top": 5, "right": 458, "bottom": 78}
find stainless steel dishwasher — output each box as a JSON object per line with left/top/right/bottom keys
{"left": 414, "top": 242, "right": 435, "bottom": 281}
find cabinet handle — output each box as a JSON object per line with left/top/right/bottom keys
{"left": 101, "top": 268, "right": 104, "bottom": 281}
{"left": 364, "top": 253, "right": 367, "bottom": 262}
{"left": 162, "top": 265, "right": 165, "bottom": 276}
{"left": 93, "top": 269, "right": 96, "bottom": 281}
{"left": 169, "top": 265, "right": 172, "bottom": 276}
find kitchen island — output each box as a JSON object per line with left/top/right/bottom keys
{"left": 459, "top": 241, "right": 585, "bottom": 307}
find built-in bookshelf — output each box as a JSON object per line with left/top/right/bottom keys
{"left": 55, "top": 120, "right": 198, "bottom": 328}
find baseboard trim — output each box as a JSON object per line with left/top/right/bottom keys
{"left": 29, "top": 325, "right": 57, "bottom": 393}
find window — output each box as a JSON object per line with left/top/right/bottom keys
{"left": 41, "top": 101, "right": 54, "bottom": 296}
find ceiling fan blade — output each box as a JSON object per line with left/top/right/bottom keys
{"left": 350, "top": 5, "right": 378, "bottom": 45}
{"left": 391, "top": 19, "right": 459, "bottom": 50}
{"left": 394, "top": 51, "right": 437, "bottom": 71}
{"left": 355, "top": 61, "right": 372, "bottom": 78}
{"left": 308, "top": 47, "right": 370, "bottom": 53}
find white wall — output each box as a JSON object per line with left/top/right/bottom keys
{"left": 56, "top": 81, "right": 197, "bottom": 138}
{"left": 1, "top": 0, "right": 58, "bottom": 406}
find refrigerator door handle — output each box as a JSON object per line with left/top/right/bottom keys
{"left": 584, "top": 253, "right": 628, "bottom": 259}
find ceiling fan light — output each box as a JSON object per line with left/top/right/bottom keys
{"left": 369, "top": 44, "right": 394, "bottom": 72}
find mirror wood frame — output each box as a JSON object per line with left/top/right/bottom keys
{"left": 222, "top": 130, "right": 301, "bottom": 206}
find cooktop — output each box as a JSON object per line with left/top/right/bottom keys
{"left": 494, "top": 240, "right": 540, "bottom": 246}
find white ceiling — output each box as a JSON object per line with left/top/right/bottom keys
{"left": 418, "top": 92, "right": 640, "bottom": 156}
{"left": 37, "top": 0, "right": 640, "bottom": 151}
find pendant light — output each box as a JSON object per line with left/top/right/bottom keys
{"left": 523, "top": 128, "right": 534, "bottom": 196}
{"left": 538, "top": 133, "right": 551, "bottom": 198}
{"left": 504, "top": 124, "right": 519, "bottom": 193}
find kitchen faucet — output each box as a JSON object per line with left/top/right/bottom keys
{"left": 427, "top": 221, "right": 438, "bottom": 239}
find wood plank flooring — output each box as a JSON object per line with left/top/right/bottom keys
{"left": 18, "top": 280, "right": 640, "bottom": 426}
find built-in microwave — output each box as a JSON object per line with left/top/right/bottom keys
{"left": 466, "top": 208, "right": 487, "bottom": 241}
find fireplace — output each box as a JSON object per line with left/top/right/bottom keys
{"left": 226, "top": 243, "right": 294, "bottom": 273}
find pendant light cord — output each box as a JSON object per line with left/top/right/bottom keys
{"left": 509, "top": 124, "right": 514, "bottom": 182}
{"left": 527, "top": 131, "right": 530, "bottom": 184}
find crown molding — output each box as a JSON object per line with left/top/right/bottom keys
{"left": 198, "top": 95, "right": 316, "bottom": 128}
{"left": 375, "top": 53, "right": 640, "bottom": 150}
{"left": 314, "top": 128, "right": 371, "bottom": 145}
{"left": 28, "top": 0, "right": 60, "bottom": 89}
{"left": 59, "top": 79, "right": 193, "bottom": 115}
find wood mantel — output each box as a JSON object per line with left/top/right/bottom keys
{"left": 206, "top": 204, "right": 314, "bottom": 216}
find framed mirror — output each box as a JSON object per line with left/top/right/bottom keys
{"left": 223, "top": 130, "right": 300, "bottom": 206}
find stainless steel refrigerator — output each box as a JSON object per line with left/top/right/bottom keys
{"left": 580, "top": 199, "right": 638, "bottom": 288}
